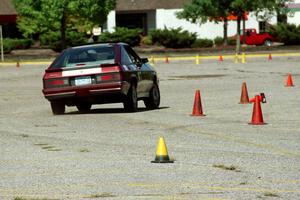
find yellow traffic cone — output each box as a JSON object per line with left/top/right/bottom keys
{"left": 242, "top": 52, "right": 246, "bottom": 64}
{"left": 151, "top": 137, "right": 173, "bottom": 163}
{"left": 195, "top": 55, "right": 200, "bottom": 65}
{"left": 234, "top": 53, "right": 239, "bottom": 63}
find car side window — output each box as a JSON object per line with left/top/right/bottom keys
{"left": 121, "top": 46, "right": 133, "bottom": 65}
{"left": 124, "top": 46, "right": 141, "bottom": 64}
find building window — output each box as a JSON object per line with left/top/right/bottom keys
{"left": 116, "top": 13, "right": 147, "bottom": 35}
{"left": 259, "top": 21, "right": 266, "bottom": 33}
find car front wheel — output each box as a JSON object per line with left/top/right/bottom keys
{"left": 144, "top": 84, "right": 160, "bottom": 109}
{"left": 76, "top": 103, "right": 91, "bottom": 113}
{"left": 264, "top": 39, "right": 272, "bottom": 46}
{"left": 50, "top": 101, "right": 65, "bottom": 115}
{"left": 123, "top": 84, "right": 138, "bottom": 112}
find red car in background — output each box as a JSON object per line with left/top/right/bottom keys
{"left": 42, "top": 43, "right": 160, "bottom": 115}
{"left": 240, "top": 28, "right": 275, "bottom": 46}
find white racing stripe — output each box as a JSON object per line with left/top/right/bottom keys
{"left": 62, "top": 67, "right": 102, "bottom": 77}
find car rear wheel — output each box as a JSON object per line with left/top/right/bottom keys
{"left": 144, "top": 84, "right": 160, "bottom": 109}
{"left": 50, "top": 101, "right": 65, "bottom": 115}
{"left": 76, "top": 103, "right": 92, "bottom": 113}
{"left": 123, "top": 84, "right": 138, "bottom": 112}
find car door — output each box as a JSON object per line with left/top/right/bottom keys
{"left": 123, "top": 45, "right": 153, "bottom": 97}
{"left": 247, "top": 29, "right": 258, "bottom": 45}
{"left": 245, "top": 30, "right": 253, "bottom": 45}
{"left": 138, "top": 59, "right": 155, "bottom": 95}
{"left": 121, "top": 45, "right": 144, "bottom": 96}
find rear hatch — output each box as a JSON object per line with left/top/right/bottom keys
{"left": 43, "top": 64, "right": 122, "bottom": 89}
{"left": 43, "top": 44, "right": 122, "bottom": 90}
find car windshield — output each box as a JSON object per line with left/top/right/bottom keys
{"left": 50, "top": 45, "right": 115, "bottom": 68}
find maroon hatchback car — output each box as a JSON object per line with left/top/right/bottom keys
{"left": 42, "top": 43, "right": 160, "bottom": 115}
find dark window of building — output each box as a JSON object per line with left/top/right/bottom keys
{"left": 2, "top": 23, "right": 22, "bottom": 38}
{"left": 116, "top": 13, "right": 147, "bottom": 35}
{"left": 259, "top": 21, "right": 266, "bottom": 33}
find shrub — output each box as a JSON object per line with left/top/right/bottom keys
{"left": 214, "top": 37, "right": 224, "bottom": 46}
{"left": 40, "top": 31, "right": 61, "bottom": 46}
{"left": 99, "top": 27, "right": 142, "bottom": 46}
{"left": 13, "top": 39, "right": 33, "bottom": 49}
{"left": 3, "top": 38, "right": 33, "bottom": 53}
{"left": 228, "top": 39, "right": 237, "bottom": 46}
{"left": 66, "top": 31, "right": 86, "bottom": 46}
{"left": 191, "top": 38, "right": 213, "bottom": 48}
{"left": 40, "top": 30, "right": 86, "bottom": 52}
{"left": 150, "top": 27, "right": 196, "bottom": 48}
{"left": 140, "top": 36, "right": 152, "bottom": 46}
{"left": 3, "top": 39, "right": 14, "bottom": 53}
{"left": 268, "top": 23, "right": 300, "bottom": 45}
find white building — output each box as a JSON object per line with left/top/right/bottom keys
{"left": 287, "top": 0, "right": 300, "bottom": 24}
{"left": 105, "top": 0, "right": 300, "bottom": 39}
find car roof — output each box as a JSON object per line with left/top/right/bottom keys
{"left": 69, "top": 42, "right": 128, "bottom": 50}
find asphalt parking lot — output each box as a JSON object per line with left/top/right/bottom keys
{"left": 0, "top": 55, "right": 299, "bottom": 200}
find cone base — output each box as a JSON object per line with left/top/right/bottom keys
{"left": 151, "top": 160, "right": 174, "bottom": 163}
{"left": 191, "top": 114, "right": 206, "bottom": 117}
{"left": 248, "top": 122, "right": 267, "bottom": 125}
{"left": 285, "top": 85, "right": 294, "bottom": 87}
{"left": 151, "top": 155, "right": 174, "bottom": 163}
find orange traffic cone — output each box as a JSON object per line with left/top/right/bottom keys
{"left": 151, "top": 137, "right": 173, "bottom": 163}
{"left": 191, "top": 90, "right": 205, "bottom": 116}
{"left": 268, "top": 54, "right": 272, "bottom": 61}
{"left": 249, "top": 95, "right": 266, "bottom": 125}
{"left": 165, "top": 56, "right": 169, "bottom": 63}
{"left": 16, "top": 61, "right": 20, "bottom": 68}
{"left": 285, "top": 73, "right": 294, "bottom": 87}
{"left": 219, "top": 55, "right": 223, "bottom": 62}
{"left": 239, "top": 82, "right": 250, "bottom": 104}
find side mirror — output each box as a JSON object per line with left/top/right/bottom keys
{"left": 141, "top": 58, "right": 149, "bottom": 64}
{"left": 260, "top": 93, "right": 266, "bottom": 103}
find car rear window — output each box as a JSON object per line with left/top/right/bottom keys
{"left": 50, "top": 45, "right": 115, "bottom": 68}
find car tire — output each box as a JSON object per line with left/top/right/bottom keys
{"left": 264, "top": 39, "right": 272, "bottom": 46}
{"left": 144, "top": 84, "right": 160, "bottom": 109}
{"left": 123, "top": 84, "right": 138, "bottom": 112}
{"left": 50, "top": 101, "right": 65, "bottom": 115}
{"left": 76, "top": 103, "right": 91, "bottom": 113}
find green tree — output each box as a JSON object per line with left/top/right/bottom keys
{"left": 229, "top": 0, "right": 257, "bottom": 53}
{"left": 177, "top": 0, "right": 293, "bottom": 53}
{"left": 13, "top": 0, "right": 116, "bottom": 49}
{"left": 273, "top": 0, "right": 294, "bottom": 23}
{"left": 229, "top": 0, "right": 281, "bottom": 53}
{"left": 177, "top": 0, "right": 232, "bottom": 45}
